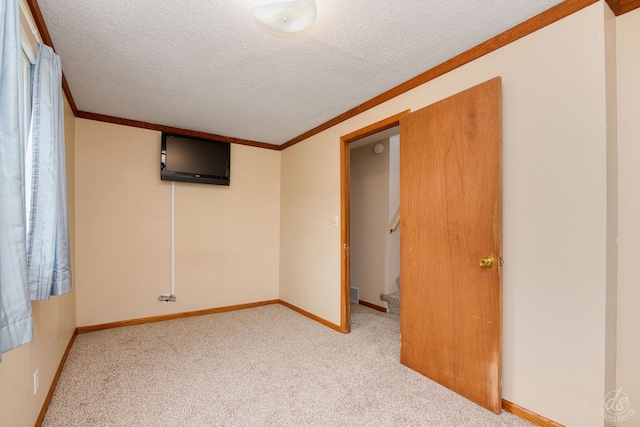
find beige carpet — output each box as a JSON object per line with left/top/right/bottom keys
{"left": 44, "top": 304, "right": 534, "bottom": 426}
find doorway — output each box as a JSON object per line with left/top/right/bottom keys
{"left": 339, "top": 76, "right": 503, "bottom": 414}
{"left": 339, "top": 112, "right": 409, "bottom": 332}
{"left": 349, "top": 129, "right": 400, "bottom": 315}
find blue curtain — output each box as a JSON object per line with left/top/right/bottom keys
{"left": 0, "top": 0, "right": 34, "bottom": 360}
{"left": 26, "top": 44, "right": 71, "bottom": 300}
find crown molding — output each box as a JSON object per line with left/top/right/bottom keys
{"left": 76, "top": 111, "right": 278, "bottom": 150}
{"left": 29, "top": 0, "right": 638, "bottom": 149}
{"left": 606, "top": 0, "right": 640, "bottom": 15}
{"left": 26, "top": 0, "right": 79, "bottom": 115}
{"left": 281, "top": 0, "right": 599, "bottom": 149}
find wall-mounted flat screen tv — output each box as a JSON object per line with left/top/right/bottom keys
{"left": 161, "top": 133, "right": 230, "bottom": 186}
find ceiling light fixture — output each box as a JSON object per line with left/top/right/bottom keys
{"left": 252, "top": 0, "right": 317, "bottom": 34}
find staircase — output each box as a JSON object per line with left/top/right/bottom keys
{"left": 380, "top": 276, "right": 400, "bottom": 315}
{"left": 380, "top": 292, "right": 400, "bottom": 315}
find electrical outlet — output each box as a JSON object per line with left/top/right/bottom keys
{"left": 33, "top": 369, "right": 39, "bottom": 395}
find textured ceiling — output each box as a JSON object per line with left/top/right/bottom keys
{"left": 36, "top": 0, "right": 563, "bottom": 145}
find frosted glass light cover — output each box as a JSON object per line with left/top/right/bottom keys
{"left": 252, "top": 0, "right": 317, "bottom": 33}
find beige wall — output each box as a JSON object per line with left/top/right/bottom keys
{"left": 280, "top": 3, "right": 613, "bottom": 425}
{"left": 350, "top": 140, "right": 390, "bottom": 307}
{"left": 279, "top": 136, "right": 342, "bottom": 323}
{"left": 616, "top": 6, "right": 640, "bottom": 422}
{"left": 603, "top": 6, "right": 619, "bottom": 425}
{"left": 74, "top": 120, "right": 280, "bottom": 326}
{"left": 0, "top": 97, "right": 77, "bottom": 427}
{"left": 387, "top": 134, "right": 400, "bottom": 296}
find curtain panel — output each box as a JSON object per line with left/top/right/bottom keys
{"left": 0, "top": 0, "right": 34, "bottom": 360}
{"left": 26, "top": 43, "right": 71, "bottom": 300}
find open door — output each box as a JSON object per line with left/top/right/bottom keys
{"left": 399, "top": 77, "right": 503, "bottom": 413}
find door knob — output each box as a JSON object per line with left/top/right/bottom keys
{"left": 479, "top": 256, "right": 493, "bottom": 268}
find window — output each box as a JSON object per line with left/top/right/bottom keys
{"left": 21, "top": 49, "right": 32, "bottom": 136}
{"left": 20, "top": 24, "right": 35, "bottom": 234}
{"left": 19, "top": 0, "right": 37, "bottom": 134}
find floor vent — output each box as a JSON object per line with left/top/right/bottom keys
{"left": 350, "top": 287, "right": 359, "bottom": 304}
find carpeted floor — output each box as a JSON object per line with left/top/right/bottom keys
{"left": 43, "top": 304, "right": 534, "bottom": 426}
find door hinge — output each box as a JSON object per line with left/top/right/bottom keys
{"left": 344, "top": 244, "right": 349, "bottom": 251}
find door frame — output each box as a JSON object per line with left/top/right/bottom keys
{"left": 339, "top": 110, "right": 410, "bottom": 333}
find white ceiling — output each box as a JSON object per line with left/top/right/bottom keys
{"left": 36, "top": 0, "right": 563, "bottom": 146}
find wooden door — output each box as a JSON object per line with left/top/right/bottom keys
{"left": 399, "top": 77, "right": 503, "bottom": 413}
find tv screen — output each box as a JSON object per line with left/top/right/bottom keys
{"left": 161, "top": 133, "right": 230, "bottom": 186}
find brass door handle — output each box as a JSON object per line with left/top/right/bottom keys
{"left": 479, "top": 256, "right": 493, "bottom": 268}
